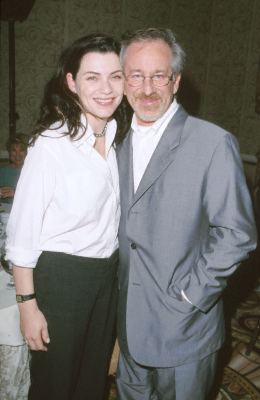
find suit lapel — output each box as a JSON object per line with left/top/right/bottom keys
{"left": 132, "top": 106, "right": 188, "bottom": 207}
{"left": 117, "top": 130, "right": 135, "bottom": 207}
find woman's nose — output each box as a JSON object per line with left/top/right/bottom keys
{"left": 100, "top": 79, "right": 113, "bottom": 93}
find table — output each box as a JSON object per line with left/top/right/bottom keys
{"left": 0, "top": 203, "right": 30, "bottom": 399}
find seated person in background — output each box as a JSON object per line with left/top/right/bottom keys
{"left": 253, "top": 150, "right": 260, "bottom": 230}
{"left": 0, "top": 134, "right": 29, "bottom": 202}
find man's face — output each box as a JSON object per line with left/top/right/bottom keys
{"left": 9, "top": 144, "right": 26, "bottom": 167}
{"left": 123, "top": 39, "right": 181, "bottom": 125}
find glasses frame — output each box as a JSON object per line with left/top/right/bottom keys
{"left": 125, "top": 73, "right": 174, "bottom": 87}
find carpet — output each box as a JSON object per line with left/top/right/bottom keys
{"left": 215, "top": 285, "right": 260, "bottom": 400}
{"left": 108, "top": 277, "right": 260, "bottom": 399}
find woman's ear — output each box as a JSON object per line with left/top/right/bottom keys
{"left": 66, "top": 73, "right": 76, "bottom": 93}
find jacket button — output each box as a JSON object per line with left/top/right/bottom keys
{"left": 131, "top": 242, "right": 137, "bottom": 249}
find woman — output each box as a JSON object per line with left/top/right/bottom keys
{"left": 6, "top": 33, "right": 125, "bottom": 400}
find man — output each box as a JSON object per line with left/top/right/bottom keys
{"left": 116, "top": 28, "right": 257, "bottom": 400}
{"left": 0, "top": 134, "right": 28, "bottom": 202}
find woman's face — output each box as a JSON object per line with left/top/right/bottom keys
{"left": 66, "top": 51, "right": 124, "bottom": 128}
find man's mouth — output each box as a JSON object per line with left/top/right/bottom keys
{"left": 137, "top": 95, "right": 160, "bottom": 107}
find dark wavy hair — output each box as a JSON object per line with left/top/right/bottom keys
{"left": 31, "top": 33, "right": 130, "bottom": 144}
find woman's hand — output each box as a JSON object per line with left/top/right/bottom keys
{"left": 13, "top": 265, "right": 50, "bottom": 351}
{"left": 19, "top": 299, "right": 50, "bottom": 351}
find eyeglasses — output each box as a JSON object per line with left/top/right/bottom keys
{"left": 126, "top": 73, "right": 174, "bottom": 87}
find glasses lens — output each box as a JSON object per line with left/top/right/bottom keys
{"left": 152, "top": 76, "right": 170, "bottom": 86}
{"left": 127, "top": 75, "right": 172, "bottom": 87}
{"left": 128, "top": 76, "right": 143, "bottom": 86}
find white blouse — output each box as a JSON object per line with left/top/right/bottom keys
{"left": 6, "top": 118, "right": 120, "bottom": 268}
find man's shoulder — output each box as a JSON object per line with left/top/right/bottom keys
{"left": 0, "top": 164, "right": 10, "bottom": 172}
{"left": 185, "top": 114, "right": 231, "bottom": 137}
{"left": 165, "top": 106, "right": 232, "bottom": 142}
{"left": 184, "top": 114, "right": 237, "bottom": 147}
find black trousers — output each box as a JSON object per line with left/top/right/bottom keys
{"left": 29, "top": 250, "right": 118, "bottom": 400}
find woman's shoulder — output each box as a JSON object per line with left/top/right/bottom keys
{"left": 40, "top": 121, "right": 70, "bottom": 140}
{"left": 26, "top": 123, "right": 71, "bottom": 164}
{"left": 31, "top": 123, "right": 70, "bottom": 147}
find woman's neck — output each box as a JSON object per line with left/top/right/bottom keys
{"left": 86, "top": 113, "right": 108, "bottom": 135}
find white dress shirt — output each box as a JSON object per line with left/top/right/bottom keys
{"left": 131, "top": 100, "right": 192, "bottom": 304}
{"left": 132, "top": 99, "right": 179, "bottom": 192}
{"left": 6, "top": 117, "right": 120, "bottom": 268}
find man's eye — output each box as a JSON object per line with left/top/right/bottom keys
{"left": 153, "top": 75, "right": 165, "bottom": 80}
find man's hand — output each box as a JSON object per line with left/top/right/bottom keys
{"left": 0, "top": 186, "right": 15, "bottom": 198}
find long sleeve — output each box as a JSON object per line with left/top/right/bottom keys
{"left": 179, "top": 133, "right": 257, "bottom": 313}
{"left": 6, "top": 138, "right": 56, "bottom": 268}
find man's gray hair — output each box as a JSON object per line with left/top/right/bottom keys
{"left": 120, "top": 27, "right": 186, "bottom": 76}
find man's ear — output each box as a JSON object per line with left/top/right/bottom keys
{"left": 173, "top": 74, "right": 181, "bottom": 95}
{"left": 66, "top": 73, "right": 76, "bottom": 93}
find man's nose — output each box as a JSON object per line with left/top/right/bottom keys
{"left": 142, "top": 77, "right": 155, "bottom": 96}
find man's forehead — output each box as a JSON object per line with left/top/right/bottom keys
{"left": 125, "top": 38, "right": 169, "bottom": 53}
{"left": 10, "top": 143, "right": 23, "bottom": 150}
{"left": 123, "top": 39, "right": 173, "bottom": 70}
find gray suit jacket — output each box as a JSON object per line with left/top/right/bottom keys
{"left": 117, "top": 106, "right": 257, "bottom": 367}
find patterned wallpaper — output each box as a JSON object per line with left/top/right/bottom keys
{"left": 0, "top": 0, "right": 260, "bottom": 154}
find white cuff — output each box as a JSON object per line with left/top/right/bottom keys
{"left": 181, "top": 290, "right": 193, "bottom": 304}
{"left": 5, "top": 246, "right": 41, "bottom": 268}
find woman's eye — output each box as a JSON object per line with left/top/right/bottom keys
{"left": 86, "top": 76, "right": 98, "bottom": 81}
{"left": 111, "top": 75, "right": 123, "bottom": 80}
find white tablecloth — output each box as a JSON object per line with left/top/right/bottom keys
{"left": 0, "top": 343, "right": 30, "bottom": 400}
{"left": 0, "top": 269, "right": 25, "bottom": 346}
{"left": 0, "top": 269, "right": 16, "bottom": 309}
{"left": 0, "top": 202, "right": 11, "bottom": 254}
{"left": 0, "top": 202, "right": 24, "bottom": 345}
{"left": 0, "top": 277, "right": 30, "bottom": 399}
{"left": 0, "top": 202, "right": 30, "bottom": 398}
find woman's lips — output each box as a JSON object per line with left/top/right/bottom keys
{"left": 94, "top": 97, "right": 115, "bottom": 106}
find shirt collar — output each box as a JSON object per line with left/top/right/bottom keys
{"left": 131, "top": 98, "right": 179, "bottom": 137}
{"left": 72, "top": 114, "right": 117, "bottom": 150}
